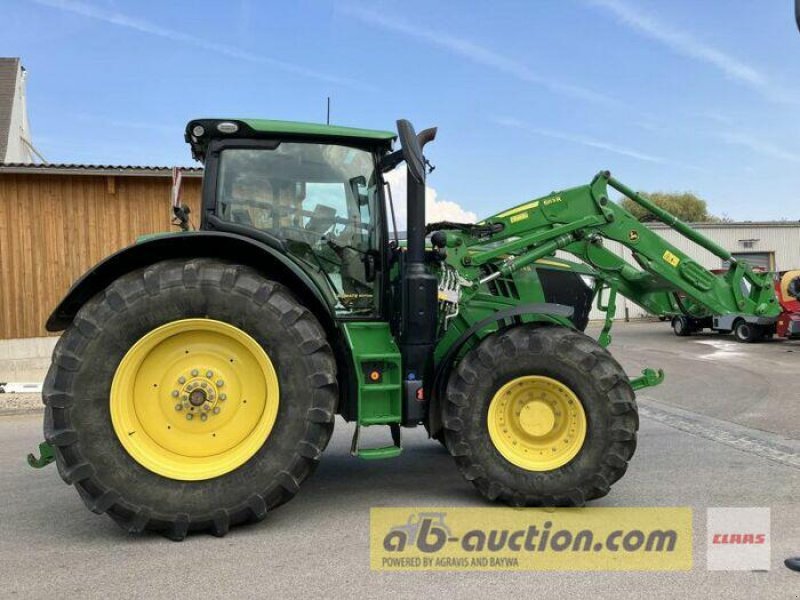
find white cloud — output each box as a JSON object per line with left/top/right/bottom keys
{"left": 383, "top": 166, "right": 477, "bottom": 230}
{"left": 33, "top": 0, "right": 372, "bottom": 91}
{"left": 340, "top": 5, "right": 620, "bottom": 108}
{"left": 589, "top": 0, "right": 796, "bottom": 104}
{"left": 719, "top": 132, "right": 800, "bottom": 164}
{"left": 493, "top": 116, "right": 665, "bottom": 163}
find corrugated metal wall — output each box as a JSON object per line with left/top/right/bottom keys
{"left": 0, "top": 173, "right": 202, "bottom": 339}
{"left": 565, "top": 223, "right": 800, "bottom": 321}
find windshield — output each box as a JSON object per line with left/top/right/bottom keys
{"left": 216, "top": 143, "right": 380, "bottom": 315}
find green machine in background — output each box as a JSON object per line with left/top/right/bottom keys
{"left": 30, "top": 116, "right": 772, "bottom": 540}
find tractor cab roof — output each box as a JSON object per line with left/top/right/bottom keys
{"left": 185, "top": 118, "right": 396, "bottom": 162}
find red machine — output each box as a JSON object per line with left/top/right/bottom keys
{"left": 775, "top": 270, "right": 800, "bottom": 339}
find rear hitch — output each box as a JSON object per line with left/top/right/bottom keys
{"left": 629, "top": 368, "right": 665, "bottom": 391}
{"left": 27, "top": 441, "right": 55, "bottom": 469}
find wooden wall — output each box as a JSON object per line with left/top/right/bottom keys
{"left": 0, "top": 172, "right": 202, "bottom": 339}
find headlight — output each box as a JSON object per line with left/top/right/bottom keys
{"left": 217, "top": 122, "right": 239, "bottom": 134}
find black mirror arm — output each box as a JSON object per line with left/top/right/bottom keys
{"left": 379, "top": 149, "right": 405, "bottom": 173}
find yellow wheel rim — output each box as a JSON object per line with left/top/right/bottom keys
{"left": 487, "top": 375, "right": 587, "bottom": 471}
{"left": 780, "top": 270, "right": 800, "bottom": 301}
{"left": 110, "top": 318, "right": 279, "bottom": 481}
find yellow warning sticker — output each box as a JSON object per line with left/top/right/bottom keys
{"left": 663, "top": 250, "right": 681, "bottom": 267}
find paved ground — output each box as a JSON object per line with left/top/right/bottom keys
{"left": 1, "top": 322, "right": 798, "bottom": 599}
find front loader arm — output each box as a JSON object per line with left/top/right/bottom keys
{"left": 470, "top": 171, "right": 780, "bottom": 322}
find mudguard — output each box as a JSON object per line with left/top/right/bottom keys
{"left": 46, "top": 231, "right": 334, "bottom": 331}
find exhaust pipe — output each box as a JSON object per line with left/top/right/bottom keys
{"left": 395, "top": 119, "right": 438, "bottom": 426}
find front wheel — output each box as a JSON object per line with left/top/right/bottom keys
{"left": 43, "top": 259, "right": 338, "bottom": 539}
{"left": 442, "top": 325, "right": 638, "bottom": 506}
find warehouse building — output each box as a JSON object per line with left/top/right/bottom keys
{"left": 0, "top": 164, "right": 201, "bottom": 381}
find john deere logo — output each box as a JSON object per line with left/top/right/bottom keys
{"left": 628, "top": 230, "right": 640, "bottom": 243}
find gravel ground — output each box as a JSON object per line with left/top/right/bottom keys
{"left": 0, "top": 393, "right": 42, "bottom": 414}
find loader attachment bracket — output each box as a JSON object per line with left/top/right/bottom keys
{"left": 629, "top": 368, "right": 665, "bottom": 391}
{"left": 27, "top": 441, "right": 55, "bottom": 469}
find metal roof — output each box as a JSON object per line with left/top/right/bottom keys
{"left": 647, "top": 221, "right": 800, "bottom": 229}
{"left": 0, "top": 58, "right": 20, "bottom": 161}
{"left": 0, "top": 163, "right": 203, "bottom": 177}
{"left": 241, "top": 119, "right": 396, "bottom": 141}
{"left": 185, "top": 118, "right": 396, "bottom": 161}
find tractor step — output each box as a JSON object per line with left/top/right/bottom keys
{"left": 342, "top": 322, "right": 403, "bottom": 425}
{"left": 351, "top": 423, "right": 402, "bottom": 460}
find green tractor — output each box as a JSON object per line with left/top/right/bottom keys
{"left": 38, "top": 118, "right": 660, "bottom": 540}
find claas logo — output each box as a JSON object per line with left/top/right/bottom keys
{"left": 711, "top": 533, "right": 767, "bottom": 545}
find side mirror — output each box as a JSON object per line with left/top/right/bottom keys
{"left": 396, "top": 119, "right": 425, "bottom": 184}
{"left": 796, "top": 0, "right": 800, "bottom": 32}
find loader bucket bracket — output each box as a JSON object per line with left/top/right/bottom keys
{"left": 629, "top": 368, "right": 665, "bottom": 391}
{"left": 27, "top": 441, "right": 55, "bottom": 469}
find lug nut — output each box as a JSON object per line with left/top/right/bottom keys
{"left": 186, "top": 413, "right": 193, "bottom": 421}
{"left": 191, "top": 369, "right": 199, "bottom": 377}
{"left": 219, "top": 393, "right": 227, "bottom": 401}
{"left": 203, "top": 403, "right": 211, "bottom": 411}
{"left": 206, "top": 370, "right": 213, "bottom": 378}
{"left": 175, "top": 403, "right": 183, "bottom": 411}
{"left": 216, "top": 380, "right": 224, "bottom": 387}
{"left": 200, "top": 413, "right": 208, "bottom": 422}
{"left": 178, "top": 376, "right": 186, "bottom": 384}
{"left": 213, "top": 407, "right": 220, "bottom": 414}
{"left": 171, "top": 390, "right": 179, "bottom": 398}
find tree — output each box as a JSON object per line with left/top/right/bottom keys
{"left": 618, "top": 191, "right": 719, "bottom": 223}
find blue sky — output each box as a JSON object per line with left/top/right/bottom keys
{"left": 3, "top": 0, "right": 800, "bottom": 221}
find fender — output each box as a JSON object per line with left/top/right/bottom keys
{"left": 46, "top": 231, "right": 335, "bottom": 332}
{"left": 428, "top": 303, "right": 574, "bottom": 438}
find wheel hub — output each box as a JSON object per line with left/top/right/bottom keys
{"left": 518, "top": 400, "right": 556, "bottom": 437}
{"left": 189, "top": 388, "right": 207, "bottom": 407}
{"left": 487, "top": 375, "right": 587, "bottom": 472}
{"left": 110, "top": 319, "right": 280, "bottom": 481}
{"left": 176, "top": 372, "right": 224, "bottom": 416}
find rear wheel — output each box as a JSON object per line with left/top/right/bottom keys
{"left": 733, "top": 319, "right": 761, "bottom": 343}
{"left": 672, "top": 315, "right": 692, "bottom": 337}
{"left": 43, "top": 259, "right": 337, "bottom": 539}
{"left": 442, "top": 325, "right": 638, "bottom": 506}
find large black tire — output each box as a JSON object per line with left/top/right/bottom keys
{"left": 733, "top": 319, "right": 761, "bottom": 343}
{"left": 442, "top": 325, "right": 638, "bottom": 506}
{"left": 43, "top": 259, "right": 337, "bottom": 540}
{"left": 672, "top": 315, "right": 692, "bottom": 337}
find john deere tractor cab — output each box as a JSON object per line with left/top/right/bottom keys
{"left": 35, "top": 117, "right": 658, "bottom": 540}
